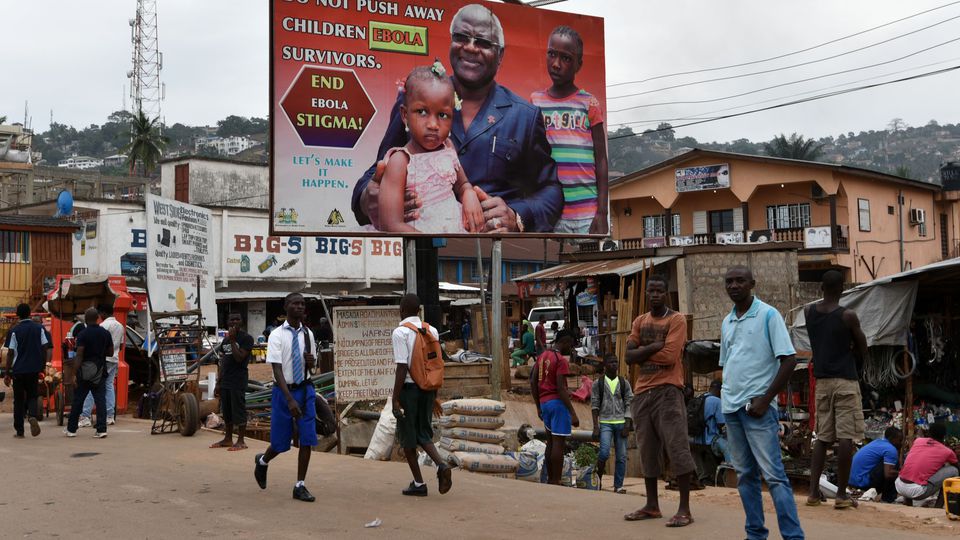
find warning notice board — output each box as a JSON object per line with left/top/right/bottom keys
{"left": 333, "top": 305, "right": 400, "bottom": 402}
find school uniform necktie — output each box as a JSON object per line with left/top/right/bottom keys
{"left": 288, "top": 326, "right": 303, "bottom": 384}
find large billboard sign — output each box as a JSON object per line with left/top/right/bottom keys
{"left": 270, "top": 0, "right": 606, "bottom": 238}
{"left": 146, "top": 194, "right": 217, "bottom": 325}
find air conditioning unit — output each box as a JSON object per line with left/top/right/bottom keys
{"left": 600, "top": 240, "right": 620, "bottom": 251}
{"left": 909, "top": 208, "right": 926, "bottom": 224}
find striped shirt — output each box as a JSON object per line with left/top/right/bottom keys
{"left": 530, "top": 89, "right": 603, "bottom": 221}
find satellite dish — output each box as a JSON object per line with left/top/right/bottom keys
{"left": 56, "top": 190, "right": 74, "bottom": 217}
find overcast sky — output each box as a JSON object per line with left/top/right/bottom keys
{"left": 5, "top": 0, "right": 960, "bottom": 144}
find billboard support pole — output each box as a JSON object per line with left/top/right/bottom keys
{"left": 491, "top": 240, "right": 503, "bottom": 400}
{"left": 403, "top": 239, "right": 416, "bottom": 294}
{"left": 476, "top": 239, "right": 490, "bottom": 355}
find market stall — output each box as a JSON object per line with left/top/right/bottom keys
{"left": 792, "top": 258, "right": 960, "bottom": 446}
{"left": 46, "top": 274, "right": 135, "bottom": 421}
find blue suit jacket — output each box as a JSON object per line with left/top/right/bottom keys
{"left": 352, "top": 82, "right": 562, "bottom": 232}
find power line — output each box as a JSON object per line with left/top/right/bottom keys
{"left": 608, "top": 35, "right": 960, "bottom": 113}
{"left": 607, "top": 0, "right": 960, "bottom": 88}
{"left": 609, "top": 55, "right": 960, "bottom": 129}
{"left": 607, "top": 64, "right": 960, "bottom": 141}
{"left": 608, "top": 13, "right": 960, "bottom": 101}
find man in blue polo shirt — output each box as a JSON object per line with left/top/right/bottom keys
{"left": 849, "top": 427, "right": 902, "bottom": 503}
{"left": 719, "top": 266, "right": 803, "bottom": 540}
{"left": 4, "top": 303, "right": 49, "bottom": 438}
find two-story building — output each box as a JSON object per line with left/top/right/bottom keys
{"left": 609, "top": 148, "right": 959, "bottom": 283}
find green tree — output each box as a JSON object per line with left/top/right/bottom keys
{"left": 762, "top": 133, "right": 823, "bottom": 161}
{"left": 217, "top": 115, "right": 253, "bottom": 137}
{"left": 0, "top": 115, "right": 6, "bottom": 124}
{"left": 123, "top": 110, "right": 168, "bottom": 176}
{"left": 894, "top": 165, "right": 912, "bottom": 179}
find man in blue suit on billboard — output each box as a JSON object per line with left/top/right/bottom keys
{"left": 352, "top": 4, "right": 562, "bottom": 233}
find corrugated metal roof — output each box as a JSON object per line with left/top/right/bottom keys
{"left": 0, "top": 214, "right": 79, "bottom": 229}
{"left": 513, "top": 256, "right": 676, "bottom": 282}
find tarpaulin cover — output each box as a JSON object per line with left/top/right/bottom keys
{"left": 791, "top": 280, "right": 918, "bottom": 351}
{"left": 45, "top": 275, "right": 119, "bottom": 319}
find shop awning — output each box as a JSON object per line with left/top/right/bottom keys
{"left": 791, "top": 257, "right": 960, "bottom": 350}
{"left": 513, "top": 256, "right": 676, "bottom": 283}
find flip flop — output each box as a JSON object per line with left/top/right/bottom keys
{"left": 209, "top": 441, "right": 230, "bottom": 449}
{"left": 624, "top": 509, "right": 662, "bottom": 521}
{"left": 228, "top": 443, "right": 248, "bottom": 451}
{"left": 805, "top": 498, "right": 822, "bottom": 507}
{"left": 834, "top": 497, "right": 859, "bottom": 509}
{"left": 665, "top": 514, "right": 694, "bottom": 528}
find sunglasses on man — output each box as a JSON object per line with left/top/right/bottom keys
{"left": 451, "top": 31, "right": 499, "bottom": 51}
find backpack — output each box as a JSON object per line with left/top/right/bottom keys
{"left": 403, "top": 322, "right": 444, "bottom": 391}
{"left": 686, "top": 393, "right": 708, "bottom": 438}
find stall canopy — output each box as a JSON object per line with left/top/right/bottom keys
{"left": 791, "top": 257, "right": 960, "bottom": 351}
{"left": 46, "top": 274, "right": 122, "bottom": 318}
{"left": 513, "top": 256, "right": 676, "bottom": 283}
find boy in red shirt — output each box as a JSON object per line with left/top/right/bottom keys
{"left": 895, "top": 422, "right": 958, "bottom": 506}
{"left": 530, "top": 333, "right": 579, "bottom": 484}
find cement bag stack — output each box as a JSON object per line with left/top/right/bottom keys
{"left": 438, "top": 398, "right": 516, "bottom": 478}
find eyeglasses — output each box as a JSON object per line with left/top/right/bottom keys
{"left": 451, "top": 31, "right": 499, "bottom": 51}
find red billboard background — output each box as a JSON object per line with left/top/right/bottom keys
{"left": 270, "top": 0, "right": 606, "bottom": 237}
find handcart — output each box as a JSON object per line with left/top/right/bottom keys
{"left": 148, "top": 309, "right": 216, "bottom": 436}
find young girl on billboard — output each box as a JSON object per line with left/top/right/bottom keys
{"left": 378, "top": 62, "right": 484, "bottom": 234}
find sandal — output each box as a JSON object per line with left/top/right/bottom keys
{"left": 834, "top": 497, "right": 859, "bottom": 509}
{"left": 228, "top": 443, "right": 248, "bottom": 451}
{"left": 625, "top": 508, "right": 662, "bottom": 521}
{"left": 209, "top": 441, "right": 231, "bottom": 449}
{"left": 805, "top": 498, "right": 822, "bottom": 507}
{"left": 665, "top": 514, "right": 694, "bottom": 528}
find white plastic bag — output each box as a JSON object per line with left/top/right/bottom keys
{"left": 363, "top": 401, "right": 397, "bottom": 460}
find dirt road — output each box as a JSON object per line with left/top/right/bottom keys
{"left": 0, "top": 415, "right": 955, "bottom": 539}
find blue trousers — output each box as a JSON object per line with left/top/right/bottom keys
{"left": 598, "top": 423, "right": 628, "bottom": 489}
{"left": 724, "top": 406, "right": 804, "bottom": 540}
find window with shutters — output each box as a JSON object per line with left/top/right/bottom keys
{"left": 643, "top": 214, "right": 681, "bottom": 237}
{"left": 0, "top": 231, "right": 30, "bottom": 263}
{"left": 693, "top": 211, "right": 707, "bottom": 234}
{"left": 942, "top": 214, "right": 949, "bottom": 259}
{"left": 765, "top": 203, "right": 812, "bottom": 229}
{"left": 858, "top": 199, "right": 871, "bottom": 232}
{"left": 174, "top": 164, "right": 190, "bottom": 203}
{"left": 708, "top": 209, "right": 735, "bottom": 233}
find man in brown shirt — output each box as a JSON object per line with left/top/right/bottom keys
{"left": 623, "top": 274, "right": 695, "bottom": 528}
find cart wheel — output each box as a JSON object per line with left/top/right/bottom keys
{"left": 56, "top": 387, "right": 65, "bottom": 426}
{"left": 177, "top": 393, "right": 199, "bottom": 436}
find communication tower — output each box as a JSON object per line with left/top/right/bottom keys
{"left": 128, "top": 0, "right": 164, "bottom": 122}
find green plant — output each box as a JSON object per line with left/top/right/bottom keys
{"left": 573, "top": 443, "right": 598, "bottom": 468}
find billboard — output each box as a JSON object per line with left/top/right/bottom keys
{"left": 270, "top": 1, "right": 606, "bottom": 238}
{"left": 676, "top": 164, "right": 730, "bottom": 193}
{"left": 146, "top": 194, "right": 217, "bottom": 325}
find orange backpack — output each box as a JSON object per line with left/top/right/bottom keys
{"left": 403, "top": 322, "right": 444, "bottom": 391}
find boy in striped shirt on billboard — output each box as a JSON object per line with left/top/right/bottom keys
{"left": 531, "top": 25, "right": 608, "bottom": 235}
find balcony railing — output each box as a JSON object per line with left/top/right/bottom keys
{"left": 579, "top": 226, "right": 850, "bottom": 253}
